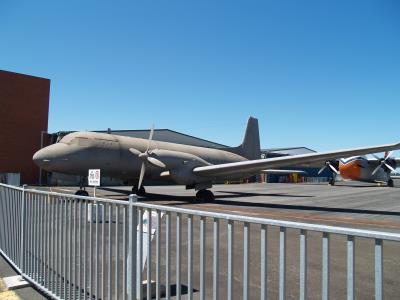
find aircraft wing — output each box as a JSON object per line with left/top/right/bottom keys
{"left": 193, "top": 143, "right": 400, "bottom": 177}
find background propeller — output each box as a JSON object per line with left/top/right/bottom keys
{"left": 318, "top": 160, "right": 339, "bottom": 175}
{"left": 371, "top": 151, "right": 396, "bottom": 175}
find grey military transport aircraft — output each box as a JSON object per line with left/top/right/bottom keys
{"left": 33, "top": 117, "right": 400, "bottom": 201}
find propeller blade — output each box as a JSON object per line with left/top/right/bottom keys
{"left": 372, "top": 164, "right": 383, "bottom": 176}
{"left": 146, "top": 125, "right": 155, "bottom": 152}
{"left": 328, "top": 164, "right": 340, "bottom": 175}
{"left": 384, "top": 151, "right": 393, "bottom": 160}
{"left": 318, "top": 165, "right": 327, "bottom": 175}
{"left": 384, "top": 162, "right": 396, "bottom": 173}
{"left": 129, "top": 148, "right": 141, "bottom": 156}
{"left": 138, "top": 161, "right": 146, "bottom": 190}
{"left": 147, "top": 157, "right": 166, "bottom": 169}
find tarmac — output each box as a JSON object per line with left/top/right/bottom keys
{"left": 62, "top": 180, "right": 400, "bottom": 232}
{"left": 3, "top": 181, "right": 400, "bottom": 299}
{"left": 0, "top": 254, "right": 46, "bottom": 300}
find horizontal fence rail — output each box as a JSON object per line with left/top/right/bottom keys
{"left": 1, "top": 183, "right": 400, "bottom": 299}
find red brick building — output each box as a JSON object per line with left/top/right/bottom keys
{"left": 0, "top": 70, "right": 50, "bottom": 184}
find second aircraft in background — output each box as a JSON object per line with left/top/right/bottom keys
{"left": 318, "top": 151, "right": 400, "bottom": 187}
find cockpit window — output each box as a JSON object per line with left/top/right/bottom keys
{"left": 59, "top": 135, "right": 74, "bottom": 144}
{"left": 59, "top": 135, "right": 91, "bottom": 147}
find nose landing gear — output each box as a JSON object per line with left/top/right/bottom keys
{"left": 75, "top": 189, "right": 89, "bottom": 196}
{"left": 75, "top": 176, "right": 89, "bottom": 196}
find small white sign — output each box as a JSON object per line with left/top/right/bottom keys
{"left": 88, "top": 169, "right": 101, "bottom": 186}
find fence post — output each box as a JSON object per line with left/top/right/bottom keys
{"left": 127, "top": 194, "right": 138, "bottom": 300}
{"left": 19, "top": 184, "right": 27, "bottom": 273}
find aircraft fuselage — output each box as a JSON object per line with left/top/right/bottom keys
{"left": 33, "top": 131, "right": 248, "bottom": 183}
{"left": 339, "top": 156, "right": 391, "bottom": 183}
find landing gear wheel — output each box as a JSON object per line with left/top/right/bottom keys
{"left": 329, "top": 178, "right": 335, "bottom": 186}
{"left": 196, "top": 190, "right": 215, "bottom": 202}
{"left": 75, "top": 190, "right": 89, "bottom": 197}
{"left": 132, "top": 186, "right": 146, "bottom": 196}
{"left": 388, "top": 179, "right": 394, "bottom": 187}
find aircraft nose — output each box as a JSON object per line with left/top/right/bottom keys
{"left": 32, "top": 148, "right": 51, "bottom": 167}
{"left": 33, "top": 143, "right": 70, "bottom": 170}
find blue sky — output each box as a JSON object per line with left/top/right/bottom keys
{"left": 1, "top": 0, "right": 400, "bottom": 152}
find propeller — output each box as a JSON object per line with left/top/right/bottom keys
{"left": 128, "top": 125, "right": 166, "bottom": 191}
{"left": 371, "top": 151, "right": 396, "bottom": 176}
{"left": 318, "top": 161, "right": 339, "bottom": 175}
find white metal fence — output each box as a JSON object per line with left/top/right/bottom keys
{"left": 1, "top": 183, "right": 400, "bottom": 299}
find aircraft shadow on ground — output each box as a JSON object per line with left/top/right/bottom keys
{"left": 336, "top": 184, "right": 400, "bottom": 189}
{"left": 99, "top": 187, "right": 312, "bottom": 199}
{"left": 99, "top": 187, "right": 133, "bottom": 195}
{"left": 99, "top": 187, "right": 400, "bottom": 216}
{"left": 211, "top": 199, "right": 400, "bottom": 216}
{"left": 297, "top": 183, "right": 398, "bottom": 188}
{"left": 215, "top": 190, "right": 313, "bottom": 198}
{"left": 99, "top": 187, "right": 196, "bottom": 202}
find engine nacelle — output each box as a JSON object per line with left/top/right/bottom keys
{"left": 150, "top": 149, "right": 211, "bottom": 185}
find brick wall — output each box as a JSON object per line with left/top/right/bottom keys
{"left": 0, "top": 70, "right": 50, "bottom": 184}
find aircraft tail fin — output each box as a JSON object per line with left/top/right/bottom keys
{"left": 225, "top": 116, "right": 261, "bottom": 160}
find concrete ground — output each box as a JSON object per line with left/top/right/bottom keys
{"left": 46, "top": 181, "right": 400, "bottom": 231}
{"left": 23, "top": 181, "right": 400, "bottom": 299}
{"left": 0, "top": 254, "right": 47, "bottom": 300}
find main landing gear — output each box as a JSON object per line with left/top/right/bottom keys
{"left": 196, "top": 189, "right": 215, "bottom": 202}
{"left": 132, "top": 185, "right": 146, "bottom": 196}
{"left": 388, "top": 179, "right": 394, "bottom": 187}
{"left": 75, "top": 176, "right": 89, "bottom": 196}
{"left": 328, "top": 172, "right": 337, "bottom": 186}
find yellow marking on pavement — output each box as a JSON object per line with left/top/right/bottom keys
{"left": 0, "top": 290, "right": 21, "bottom": 300}
{"left": 0, "top": 279, "right": 21, "bottom": 300}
